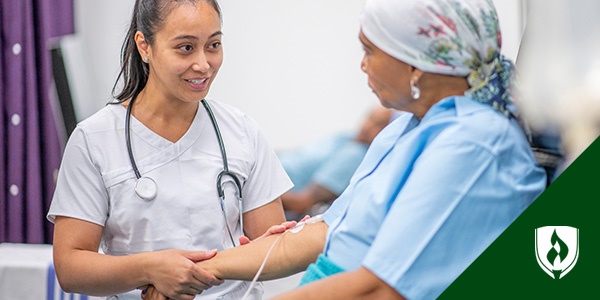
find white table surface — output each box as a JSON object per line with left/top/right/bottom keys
{"left": 0, "top": 243, "right": 96, "bottom": 300}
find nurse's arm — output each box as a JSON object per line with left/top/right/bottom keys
{"left": 52, "top": 216, "right": 222, "bottom": 298}
{"left": 198, "top": 221, "right": 327, "bottom": 281}
{"left": 272, "top": 266, "right": 405, "bottom": 300}
{"left": 242, "top": 197, "right": 287, "bottom": 240}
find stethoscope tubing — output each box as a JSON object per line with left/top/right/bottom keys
{"left": 125, "top": 97, "right": 142, "bottom": 179}
{"left": 201, "top": 99, "right": 244, "bottom": 238}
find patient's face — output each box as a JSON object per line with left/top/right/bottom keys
{"left": 359, "top": 31, "right": 413, "bottom": 111}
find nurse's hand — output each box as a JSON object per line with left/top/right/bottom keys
{"left": 238, "top": 216, "right": 310, "bottom": 245}
{"left": 147, "top": 249, "right": 224, "bottom": 299}
{"left": 140, "top": 285, "right": 165, "bottom": 300}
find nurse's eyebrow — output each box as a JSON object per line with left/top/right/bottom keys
{"left": 172, "top": 31, "right": 223, "bottom": 41}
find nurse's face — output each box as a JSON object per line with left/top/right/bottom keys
{"left": 142, "top": 1, "right": 223, "bottom": 103}
{"left": 359, "top": 31, "right": 413, "bottom": 111}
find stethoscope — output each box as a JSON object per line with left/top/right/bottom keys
{"left": 125, "top": 96, "right": 243, "bottom": 246}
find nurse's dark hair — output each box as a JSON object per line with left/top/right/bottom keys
{"left": 111, "top": 0, "right": 221, "bottom": 103}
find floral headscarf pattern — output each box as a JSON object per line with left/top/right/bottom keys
{"left": 360, "top": 0, "right": 514, "bottom": 117}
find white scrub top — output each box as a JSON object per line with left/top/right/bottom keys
{"left": 47, "top": 99, "right": 293, "bottom": 300}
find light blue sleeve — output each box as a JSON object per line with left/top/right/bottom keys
{"left": 312, "top": 141, "right": 368, "bottom": 196}
{"left": 362, "top": 138, "right": 538, "bottom": 299}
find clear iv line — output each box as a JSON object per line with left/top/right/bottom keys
{"left": 240, "top": 214, "right": 324, "bottom": 300}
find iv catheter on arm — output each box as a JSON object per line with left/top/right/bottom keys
{"left": 197, "top": 215, "right": 328, "bottom": 281}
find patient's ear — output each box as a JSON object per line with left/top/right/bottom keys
{"left": 410, "top": 67, "right": 424, "bottom": 82}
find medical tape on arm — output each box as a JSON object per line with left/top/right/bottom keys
{"left": 240, "top": 214, "right": 324, "bottom": 300}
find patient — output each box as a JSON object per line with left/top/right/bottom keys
{"left": 279, "top": 106, "right": 393, "bottom": 220}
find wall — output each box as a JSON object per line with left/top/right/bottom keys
{"left": 68, "top": 0, "right": 523, "bottom": 150}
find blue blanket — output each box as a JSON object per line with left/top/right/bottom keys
{"left": 299, "top": 254, "right": 345, "bottom": 286}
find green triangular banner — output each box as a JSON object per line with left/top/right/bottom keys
{"left": 440, "top": 137, "right": 600, "bottom": 299}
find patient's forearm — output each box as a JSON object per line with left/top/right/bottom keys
{"left": 199, "top": 222, "right": 327, "bottom": 281}
{"left": 272, "top": 267, "right": 405, "bottom": 300}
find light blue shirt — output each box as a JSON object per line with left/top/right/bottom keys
{"left": 279, "top": 133, "right": 368, "bottom": 196}
{"left": 322, "top": 96, "right": 546, "bottom": 299}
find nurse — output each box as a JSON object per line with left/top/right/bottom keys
{"left": 47, "top": 0, "right": 293, "bottom": 299}
{"left": 144, "top": 0, "right": 547, "bottom": 299}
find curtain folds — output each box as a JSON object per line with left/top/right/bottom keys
{"left": 1, "top": 0, "right": 74, "bottom": 243}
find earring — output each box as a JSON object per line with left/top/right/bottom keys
{"left": 410, "top": 78, "right": 421, "bottom": 100}
{"left": 144, "top": 57, "right": 149, "bottom": 63}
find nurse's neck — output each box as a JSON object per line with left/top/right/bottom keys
{"left": 128, "top": 89, "right": 198, "bottom": 143}
{"left": 134, "top": 88, "right": 198, "bottom": 121}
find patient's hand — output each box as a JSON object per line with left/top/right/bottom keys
{"left": 238, "top": 218, "right": 308, "bottom": 245}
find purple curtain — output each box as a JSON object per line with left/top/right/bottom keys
{"left": 1, "top": 0, "right": 74, "bottom": 244}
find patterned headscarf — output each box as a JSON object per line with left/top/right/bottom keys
{"left": 360, "top": 0, "right": 514, "bottom": 117}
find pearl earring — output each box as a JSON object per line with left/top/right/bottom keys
{"left": 410, "top": 78, "right": 421, "bottom": 100}
{"left": 144, "top": 57, "right": 149, "bottom": 63}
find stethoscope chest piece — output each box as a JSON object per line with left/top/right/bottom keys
{"left": 135, "top": 176, "right": 158, "bottom": 201}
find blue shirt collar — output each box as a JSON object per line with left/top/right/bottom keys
{"left": 421, "top": 95, "right": 490, "bottom": 123}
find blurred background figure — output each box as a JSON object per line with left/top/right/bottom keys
{"left": 279, "top": 106, "right": 395, "bottom": 220}
{"left": 518, "top": 0, "right": 600, "bottom": 172}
